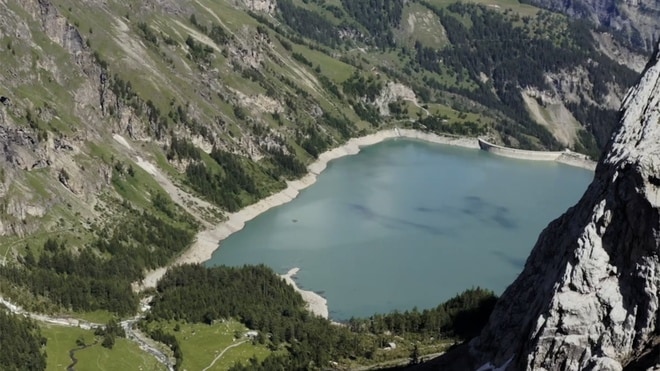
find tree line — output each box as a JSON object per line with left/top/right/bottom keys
{"left": 183, "top": 145, "right": 289, "bottom": 212}
{"left": 0, "top": 309, "right": 46, "bottom": 371}
{"left": 346, "top": 287, "right": 496, "bottom": 340}
{"left": 0, "top": 197, "right": 196, "bottom": 316}
{"left": 340, "top": 0, "right": 403, "bottom": 48}
{"left": 417, "top": 2, "right": 637, "bottom": 150}
{"left": 145, "top": 264, "right": 498, "bottom": 370}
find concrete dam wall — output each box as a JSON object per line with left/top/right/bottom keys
{"left": 477, "top": 138, "right": 566, "bottom": 161}
{"left": 477, "top": 138, "right": 596, "bottom": 170}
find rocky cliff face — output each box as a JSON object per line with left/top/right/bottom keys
{"left": 463, "top": 44, "right": 660, "bottom": 371}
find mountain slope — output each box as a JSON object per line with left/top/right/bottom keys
{"left": 0, "top": 0, "right": 642, "bottom": 317}
{"left": 0, "top": 0, "right": 653, "bottom": 368}
{"left": 417, "top": 42, "right": 660, "bottom": 371}
{"left": 523, "top": 0, "right": 659, "bottom": 53}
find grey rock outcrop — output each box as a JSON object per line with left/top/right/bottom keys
{"left": 463, "top": 44, "right": 660, "bottom": 370}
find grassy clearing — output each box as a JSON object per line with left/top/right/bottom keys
{"left": 73, "top": 310, "right": 116, "bottom": 324}
{"left": 75, "top": 337, "right": 165, "bottom": 371}
{"left": 42, "top": 324, "right": 165, "bottom": 371}
{"left": 427, "top": 103, "right": 488, "bottom": 122}
{"left": 111, "top": 155, "right": 173, "bottom": 210}
{"left": 195, "top": 0, "right": 261, "bottom": 33}
{"left": 291, "top": 44, "right": 355, "bottom": 83}
{"left": 145, "top": 320, "right": 271, "bottom": 370}
{"left": 427, "top": 0, "right": 539, "bottom": 16}
{"left": 43, "top": 325, "right": 89, "bottom": 371}
{"left": 22, "top": 170, "right": 52, "bottom": 199}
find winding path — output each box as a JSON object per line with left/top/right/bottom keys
{"left": 201, "top": 340, "right": 248, "bottom": 371}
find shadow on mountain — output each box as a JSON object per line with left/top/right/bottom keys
{"left": 377, "top": 342, "right": 474, "bottom": 371}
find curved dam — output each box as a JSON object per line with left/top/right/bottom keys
{"left": 478, "top": 138, "right": 565, "bottom": 160}
{"left": 478, "top": 138, "right": 596, "bottom": 170}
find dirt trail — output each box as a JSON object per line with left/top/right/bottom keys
{"left": 201, "top": 340, "right": 248, "bottom": 371}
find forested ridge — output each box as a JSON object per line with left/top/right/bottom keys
{"left": 144, "top": 264, "right": 497, "bottom": 370}
{"left": 269, "top": 0, "right": 639, "bottom": 154}
{"left": 0, "top": 309, "right": 46, "bottom": 371}
{"left": 422, "top": 2, "right": 637, "bottom": 152}
{"left": 346, "top": 287, "right": 497, "bottom": 340}
{"left": 0, "top": 196, "right": 196, "bottom": 315}
{"left": 341, "top": 0, "right": 404, "bottom": 47}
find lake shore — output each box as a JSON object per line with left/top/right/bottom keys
{"left": 139, "top": 129, "right": 595, "bottom": 318}
{"left": 281, "top": 268, "right": 328, "bottom": 319}
{"left": 139, "top": 129, "right": 478, "bottom": 287}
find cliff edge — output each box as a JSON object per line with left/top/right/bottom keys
{"left": 419, "top": 44, "right": 660, "bottom": 371}
{"left": 474, "top": 42, "right": 660, "bottom": 371}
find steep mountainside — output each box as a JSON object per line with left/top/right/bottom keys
{"left": 417, "top": 42, "right": 660, "bottom": 371}
{"left": 0, "top": 0, "right": 641, "bottom": 319}
{"left": 0, "top": 0, "right": 653, "bottom": 368}
{"left": 523, "top": 0, "right": 659, "bottom": 53}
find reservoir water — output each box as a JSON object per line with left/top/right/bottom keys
{"left": 206, "top": 139, "right": 593, "bottom": 320}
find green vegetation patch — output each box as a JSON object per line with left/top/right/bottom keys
{"left": 427, "top": 0, "right": 539, "bottom": 16}
{"left": 184, "top": 146, "right": 294, "bottom": 212}
{"left": 291, "top": 44, "right": 355, "bottom": 82}
{"left": 74, "top": 310, "right": 116, "bottom": 325}
{"left": 0, "top": 308, "right": 46, "bottom": 371}
{"left": 42, "top": 324, "right": 164, "bottom": 371}
{"left": 142, "top": 320, "right": 271, "bottom": 371}
{"left": 0, "top": 193, "right": 196, "bottom": 316}
{"left": 145, "top": 264, "right": 497, "bottom": 370}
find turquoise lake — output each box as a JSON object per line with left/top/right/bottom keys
{"left": 206, "top": 139, "right": 593, "bottom": 320}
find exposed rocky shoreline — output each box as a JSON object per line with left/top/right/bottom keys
{"left": 139, "top": 128, "right": 595, "bottom": 319}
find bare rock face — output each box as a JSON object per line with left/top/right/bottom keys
{"left": 374, "top": 82, "right": 418, "bottom": 117}
{"left": 240, "top": 0, "right": 277, "bottom": 14}
{"left": 467, "top": 44, "right": 660, "bottom": 370}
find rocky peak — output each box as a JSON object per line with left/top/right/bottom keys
{"left": 459, "top": 44, "right": 660, "bottom": 371}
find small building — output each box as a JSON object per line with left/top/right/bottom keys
{"left": 245, "top": 330, "right": 258, "bottom": 338}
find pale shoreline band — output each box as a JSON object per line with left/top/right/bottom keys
{"left": 281, "top": 268, "right": 328, "bottom": 319}
{"left": 138, "top": 129, "right": 596, "bottom": 319}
